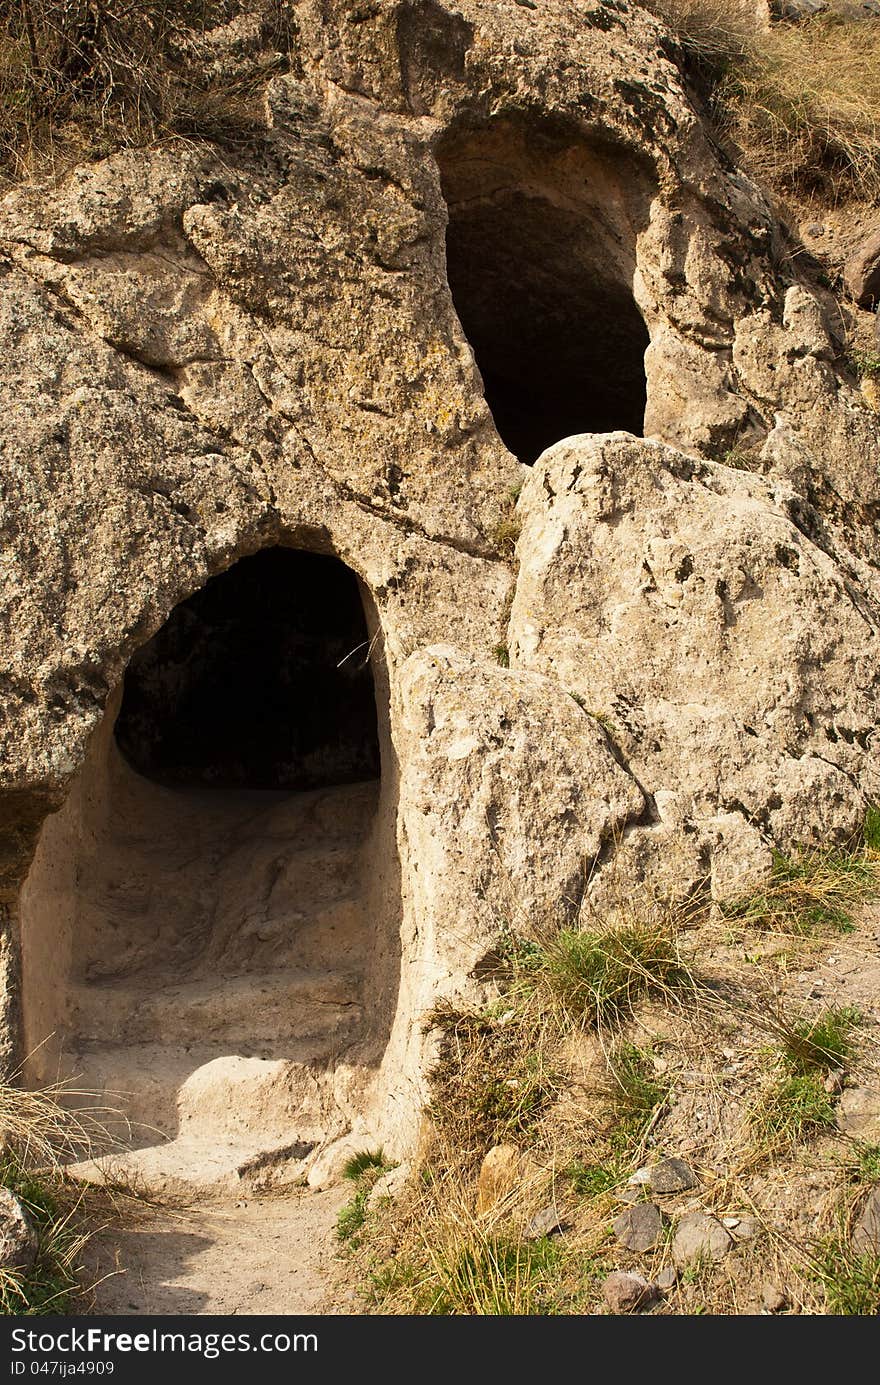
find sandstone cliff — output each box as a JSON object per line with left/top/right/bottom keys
{"left": 0, "top": 0, "right": 878, "bottom": 1183}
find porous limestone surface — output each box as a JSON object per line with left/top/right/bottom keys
{"left": 1, "top": 0, "right": 878, "bottom": 1183}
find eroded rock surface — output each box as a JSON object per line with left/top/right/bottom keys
{"left": 845, "top": 228, "right": 880, "bottom": 308}
{"left": 510, "top": 433, "right": 879, "bottom": 885}
{"left": 1, "top": 0, "right": 879, "bottom": 1177}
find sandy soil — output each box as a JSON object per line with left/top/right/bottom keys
{"left": 81, "top": 1186, "right": 350, "bottom": 1316}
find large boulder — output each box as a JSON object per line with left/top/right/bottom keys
{"left": 510, "top": 434, "right": 880, "bottom": 888}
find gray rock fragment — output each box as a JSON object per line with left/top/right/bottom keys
{"left": 650, "top": 1157, "right": 699, "bottom": 1194}
{"left": 613, "top": 1202, "right": 664, "bottom": 1253}
{"left": 0, "top": 1189, "right": 38, "bottom": 1273}
{"left": 525, "top": 1205, "right": 564, "bottom": 1241}
{"left": 853, "top": 1185, "right": 880, "bottom": 1256}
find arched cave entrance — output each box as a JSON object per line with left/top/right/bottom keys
{"left": 437, "top": 117, "right": 652, "bottom": 464}
{"left": 19, "top": 548, "right": 397, "bottom": 1183}
{"left": 114, "top": 548, "right": 380, "bottom": 792}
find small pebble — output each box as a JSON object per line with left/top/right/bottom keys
{"left": 525, "top": 1205, "right": 563, "bottom": 1241}
{"left": 603, "top": 1271, "right": 658, "bottom": 1315}
{"left": 650, "top": 1157, "right": 699, "bottom": 1194}
{"left": 628, "top": 1167, "right": 652, "bottom": 1186}
{"left": 762, "top": 1282, "right": 788, "bottom": 1314}
{"left": 732, "top": 1215, "right": 761, "bottom": 1242}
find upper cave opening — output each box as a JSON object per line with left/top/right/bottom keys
{"left": 437, "top": 117, "right": 653, "bottom": 464}
{"left": 114, "top": 546, "right": 380, "bottom": 791}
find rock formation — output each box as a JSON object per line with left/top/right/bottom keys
{"left": 0, "top": 0, "right": 878, "bottom": 1190}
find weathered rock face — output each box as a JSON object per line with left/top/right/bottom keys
{"left": 1, "top": 0, "right": 879, "bottom": 1179}
{"left": 845, "top": 225, "right": 880, "bottom": 314}
{"left": 0, "top": 1188, "right": 38, "bottom": 1272}
{"left": 510, "top": 434, "right": 880, "bottom": 877}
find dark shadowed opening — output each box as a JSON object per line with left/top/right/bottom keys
{"left": 115, "top": 547, "right": 380, "bottom": 790}
{"left": 437, "top": 117, "right": 652, "bottom": 464}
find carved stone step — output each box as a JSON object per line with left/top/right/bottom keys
{"left": 66, "top": 969, "right": 363, "bottom": 1046}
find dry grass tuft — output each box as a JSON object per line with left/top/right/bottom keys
{"left": 720, "top": 844, "right": 880, "bottom": 936}
{"left": 0, "top": 0, "right": 297, "bottom": 182}
{"left": 0, "top": 1077, "right": 100, "bottom": 1171}
{"left": 426, "top": 1005, "right": 561, "bottom": 1169}
{"left": 365, "top": 1156, "right": 584, "bottom": 1315}
{"left": 414, "top": 1218, "right": 563, "bottom": 1315}
{"left": 731, "top": 18, "right": 880, "bottom": 202}
{"left": 648, "top": 2, "right": 880, "bottom": 201}
{"left": 810, "top": 1219, "right": 880, "bottom": 1315}
{"left": 0, "top": 1074, "right": 106, "bottom": 1314}
{"left": 648, "top": 0, "right": 757, "bottom": 65}
{"left": 516, "top": 920, "right": 694, "bottom": 1031}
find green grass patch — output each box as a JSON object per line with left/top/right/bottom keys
{"left": 368, "top": 1256, "right": 419, "bottom": 1305}
{"left": 812, "top": 1232, "right": 880, "bottom": 1315}
{"left": 566, "top": 1160, "right": 621, "bottom": 1198}
{"left": 864, "top": 805, "right": 880, "bottom": 853}
{"left": 854, "top": 1144, "right": 880, "bottom": 1184}
{"left": 721, "top": 846, "right": 879, "bottom": 936}
{"left": 608, "top": 1043, "right": 669, "bottom": 1152}
{"left": 342, "top": 1149, "right": 388, "bottom": 1182}
{"left": 589, "top": 709, "right": 619, "bottom": 737}
{"left": 780, "top": 1007, "right": 860, "bottom": 1076}
{"left": 418, "top": 1234, "right": 561, "bottom": 1315}
{"left": 336, "top": 1187, "right": 370, "bottom": 1245}
{"left": 523, "top": 923, "right": 691, "bottom": 1029}
{"left": 0, "top": 1158, "right": 87, "bottom": 1315}
{"left": 489, "top": 517, "right": 521, "bottom": 561}
{"left": 336, "top": 1148, "right": 393, "bottom": 1246}
{"left": 715, "top": 444, "right": 761, "bottom": 471}
{"left": 849, "top": 349, "right": 880, "bottom": 383}
{"left": 753, "top": 1072, "right": 837, "bottom": 1148}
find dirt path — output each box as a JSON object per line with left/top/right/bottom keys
{"left": 82, "top": 1186, "right": 350, "bottom": 1315}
